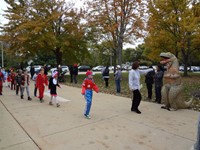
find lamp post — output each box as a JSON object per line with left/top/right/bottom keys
{"left": 1, "top": 42, "right": 3, "bottom": 67}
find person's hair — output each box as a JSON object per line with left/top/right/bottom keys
{"left": 40, "top": 67, "right": 44, "bottom": 72}
{"left": 132, "top": 61, "right": 139, "bottom": 70}
{"left": 157, "top": 64, "right": 163, "bottom": 71}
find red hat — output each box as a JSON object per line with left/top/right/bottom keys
{"left": 86, "top": 70, "right": 93, "bottom": 76}
{"left": 74, "top": 63, "right": 78, "bottom": 67}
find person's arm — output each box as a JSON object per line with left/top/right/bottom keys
{"left": 81, "top": 79, "right": 86, "bottom": 95}
{"left": 139, "top": 68, "right": 154, "bottom": 75}
{"left": 129, "top": 71, "right": 134, "bottom": 91}
{"left": 92, "top": 83, "right": 99, "bottom": 93}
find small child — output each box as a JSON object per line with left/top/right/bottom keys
{"left": 7, "top": 73, "right": 11, "bottom": 88}
{"left": 48, "top": 71, "right": 61, "bottom": 107}
{"left": 32, "top": 71, "right": 39, "bottom": 97}
{"left": 81, "top": 70, "right": 99, "bottom": 119}
{"left": 21, "top": 70, "right": 32, "bottom": 100}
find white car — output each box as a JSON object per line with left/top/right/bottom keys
{"left": 109, "top": 66, "right": 114, "bottom": 71}
{"left": 92, "top": 66, "right": 105, "bottom": 71}
{"left": 26, "top": 65, "right": 42, "bottom": 72}
{"left": 50, "top": 66, "right": 69, "bottom": 73}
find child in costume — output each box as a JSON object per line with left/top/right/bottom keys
{"left": 32, "top": 71, "right": 39, "bottom": 97}
{"left": 10, "top": 68, "right": 16, "bottom": 90}
{"left": 48, "top": 71, "right": 61, "bottom": 107}
{"left": 0, "top": 68, "right": 4, "bottom": 95}
{"left": 36, "top": 68, "right": 48, "bottom": 103}
{"left": 81, "top": 70, "right": 99, "bottom": 119}
{"left": 21, "top": 70, "right": 32, "bottom": 100}
{"left": 7, "top": 73, "right": 11, "bottom": 88}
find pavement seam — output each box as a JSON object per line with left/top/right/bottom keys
{"left": 0, "top": 99, "right": 42, "bottom": 150}
{"left": 0, "top": 140, "right": 33, "bottom": 150}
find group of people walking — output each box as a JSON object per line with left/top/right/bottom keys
{"left": 1, "top": 67, "right": 61, "bottom": 107}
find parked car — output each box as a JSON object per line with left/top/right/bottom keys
{"left": 92, "top": 66, "right": 105, "bottom": 71}
{"left": 50, "top": 66, "right": 69, "bottom": 73}
{"left": 78, "top": 66, "right": 90, "bottom": 72}
{"left": 139, "top": 66, "right": 148, "bottom": 70}
{"left": 26, "top": 65, "right": 42, "bottom": 72}
{"left": 191, "top": 66, "right": 200, "bottom": 72}
{"left": 109, "top": 66, "right": 114, "bottom": 71}
{"left": 179, "top": 65, "right": 189, "bottom": 71}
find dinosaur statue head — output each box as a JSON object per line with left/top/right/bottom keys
{"left": 160, "top": 52, "right": 176, "bottom": 65}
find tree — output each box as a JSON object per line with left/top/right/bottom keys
{"left": 0, "top": 0, "right": 89, "bottom": 66}
{"left": 84, "top": 0, "right": 146, "bottom": 69}
{"left": 145, "top": 0, "right": 200, "bottom": 76}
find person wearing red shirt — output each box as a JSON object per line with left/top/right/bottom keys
{"left": 10, "top": 69, "right": 16, "bottom": 90}
{"left": 81, "top": 70, "right": 99, "bottom": 119}
{"left": 0, "top": 68, "right": 4, "bottom": 95}
{"left": 36, "top": 68, "right": 48, "bottom": 103}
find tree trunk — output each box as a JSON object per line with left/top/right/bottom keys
{"left": 181, "top": 47, "right": 188, "bottom": 76}
{"left": 113, "top": 48, "right": 117, "bottom": 73}
{"left": 54, "top": 48, "right": 62, "bottom": 66}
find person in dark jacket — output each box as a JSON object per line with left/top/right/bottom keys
{"left": 15, "top": 69, "right": 23, "bottom": 97}
{"left": 44, "top": 64, "right": 48, "bottom": 75}
{"left": 73, "top": 64, "right": 78, "bottom": 84}
{"left": 30, "top": 65, "right": 35, "bottom": 79}
{"left": 102, "top": 66, "right": 110, "bottom": 88}
{"left": 145, "top": 66, "right": 155, "bottom": 100}
{"left": 69, "top": 65, "right": 73, "bottom": 83}
{"left": 154, "top": 64, "right": 164, "bottom": 104}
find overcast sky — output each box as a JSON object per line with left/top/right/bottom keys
{"left": 0, "top": 0, "right": 8, "bottom": 24}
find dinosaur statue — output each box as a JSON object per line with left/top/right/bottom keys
{"left": 159, "top": 52, "right": 193, "bottom": 110}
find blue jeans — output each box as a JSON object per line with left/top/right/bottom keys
{"left": 115, "top": 80, "right": 121, "bottom": 93}
{"left": 84, "top": 89, "right": 93, "bottom": 116}
{"left": 194, "top": 113, "right": 200, "bottom": 150}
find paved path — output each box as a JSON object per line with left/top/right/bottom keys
{"left": 0, "top": 81, "right": 198, "bottom": 150}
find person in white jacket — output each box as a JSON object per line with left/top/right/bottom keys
{"left": 129, "top": 61, "right": 153, "bottom": 114}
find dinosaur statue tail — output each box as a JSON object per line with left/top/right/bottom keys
{"left": 169, "top": 84, "right": 193, "bottom": 109}
{"left": 182, "top": 97, "right": 193, "bottom": 109}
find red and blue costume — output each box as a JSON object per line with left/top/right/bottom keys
{"left": 81, "top": 71, "right": 99, "bottom": 117}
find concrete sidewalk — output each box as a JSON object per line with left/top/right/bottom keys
{"left": 0, "top": 81, "right": 198, "bottom": 150}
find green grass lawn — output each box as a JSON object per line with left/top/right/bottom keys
{"left": 63, "top": 72, "right": 200, "bottom": 111}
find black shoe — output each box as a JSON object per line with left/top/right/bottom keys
{"left": 131, "top": 109, "right": 141, "bottom": 114}
{"left": 0, "top": 93, "right": 2, "bottom": 95}
{"left": 21, "top": 95, "right": 24, "bottom": 99}
{"left": 161, "top": 106, "right": 170, "bottom": 111}
{"left": 28, "top": 97, "right": 32, "bottom": 101}
{"left": 135, "top": 109, "right": 141, "bottom": 114}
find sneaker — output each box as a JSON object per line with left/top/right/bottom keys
{"left": 56, "top": 103, "right": 60, "bottom": 107}
{"left": 49, "top": 101, "right": 53, "bottom": 105}
{"left": 84, "top": 115, "right": 91, "bottom": 119}
{"left": 40, "top": 98, "right": 43, "bottom": 103}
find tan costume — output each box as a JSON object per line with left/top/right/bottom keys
{"left": 160, "top": 52, "right": 193, "bottom": 110}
